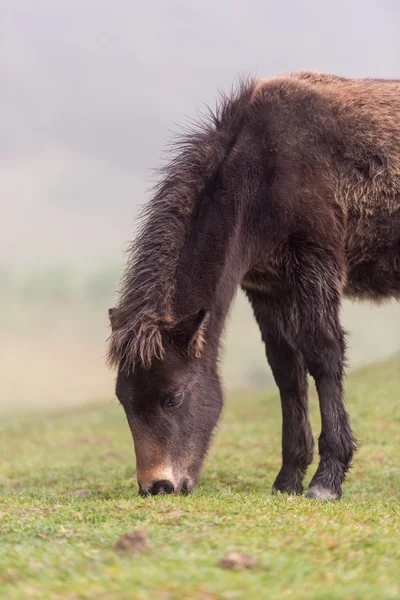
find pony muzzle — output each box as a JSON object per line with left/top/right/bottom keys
{"left": 136, "top": 465, "right": 192, "bottom": 496}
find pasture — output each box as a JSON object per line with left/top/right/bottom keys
{"left": 1, "top": 356, "right": 399, "bottom": 599}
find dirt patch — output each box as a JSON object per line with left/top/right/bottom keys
{"left": 115, "top": 529, "right": 151, "bottom": 555}
{"left": 218, "top": 550, "right": 257, "bottom": 570}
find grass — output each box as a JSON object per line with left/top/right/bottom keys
{"left": 1, "top": 358, "right": 400, "bottom": 599}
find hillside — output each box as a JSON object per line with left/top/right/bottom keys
{"left": 2, "top": 272, "right": 400, "bottom": 414}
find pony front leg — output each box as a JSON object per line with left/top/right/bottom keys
{"left": 268, "top": 340, "right": 314, "bottom": 495}
{"left": 297, "top": 283, "right": 356, "bottom": 500}
{"left": 245, "top": 291, "right": 314, "bottom": 495}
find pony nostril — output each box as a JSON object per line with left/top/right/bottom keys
{"left": 180, "top": 479, "right": 192, "bottom": 495}
{"left": 149, "top": 480, "right": 175, "bottom": 495}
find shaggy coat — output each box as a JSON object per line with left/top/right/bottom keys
{"left": 109, "top": 72, "right": 400, "bottom": 499}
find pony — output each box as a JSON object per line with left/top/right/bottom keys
{"left": 108, "top": 71, "right": 400, "bottom": 499}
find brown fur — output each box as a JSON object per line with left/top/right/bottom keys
{"left": 109, "top": 71, "right": 400, "bottom": 499}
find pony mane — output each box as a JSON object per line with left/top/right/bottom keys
{"left": 107, "top": 76, "right": 256, "bottom": 371}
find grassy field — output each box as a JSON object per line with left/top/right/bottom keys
{"left": 1, "top": 357, "right": 400, "bottom": 600}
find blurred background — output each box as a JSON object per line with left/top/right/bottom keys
{"left": 1, "top": 0, "right": 400, "bottom": 415}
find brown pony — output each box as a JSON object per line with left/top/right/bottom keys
{"left": 108, "top": 71, "right": 400, "bottom": 499}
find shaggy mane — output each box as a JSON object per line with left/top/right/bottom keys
{"left": 107, "top": 76, "right": 256, "bottom": 371}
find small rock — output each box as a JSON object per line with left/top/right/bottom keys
{"left": 218, "top": 550, "right": 256, "bottom": 570}
{"left": 115, "top": 529, "right": 150, "bottom": 555}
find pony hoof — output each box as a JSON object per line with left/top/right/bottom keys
{"left": 306, "top": 485, "right": 340, "bottom": 501}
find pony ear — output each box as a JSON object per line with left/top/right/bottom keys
{"left": 169, "top": 308, "right": 210, "bottom": 358}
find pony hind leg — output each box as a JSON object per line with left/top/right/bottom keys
{"left": 245, "top": 290, "right": 314, "bottom": 495}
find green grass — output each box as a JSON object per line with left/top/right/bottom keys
{"left": 1, "top": 358, "right": 400, "bottom": 600}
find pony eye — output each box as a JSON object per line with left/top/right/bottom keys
{"left": 164, "top": 392, "right": 184, "bottom": 410}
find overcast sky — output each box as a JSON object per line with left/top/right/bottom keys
{"left": 1, "top": 0, "right": 399, "bottom": 265}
